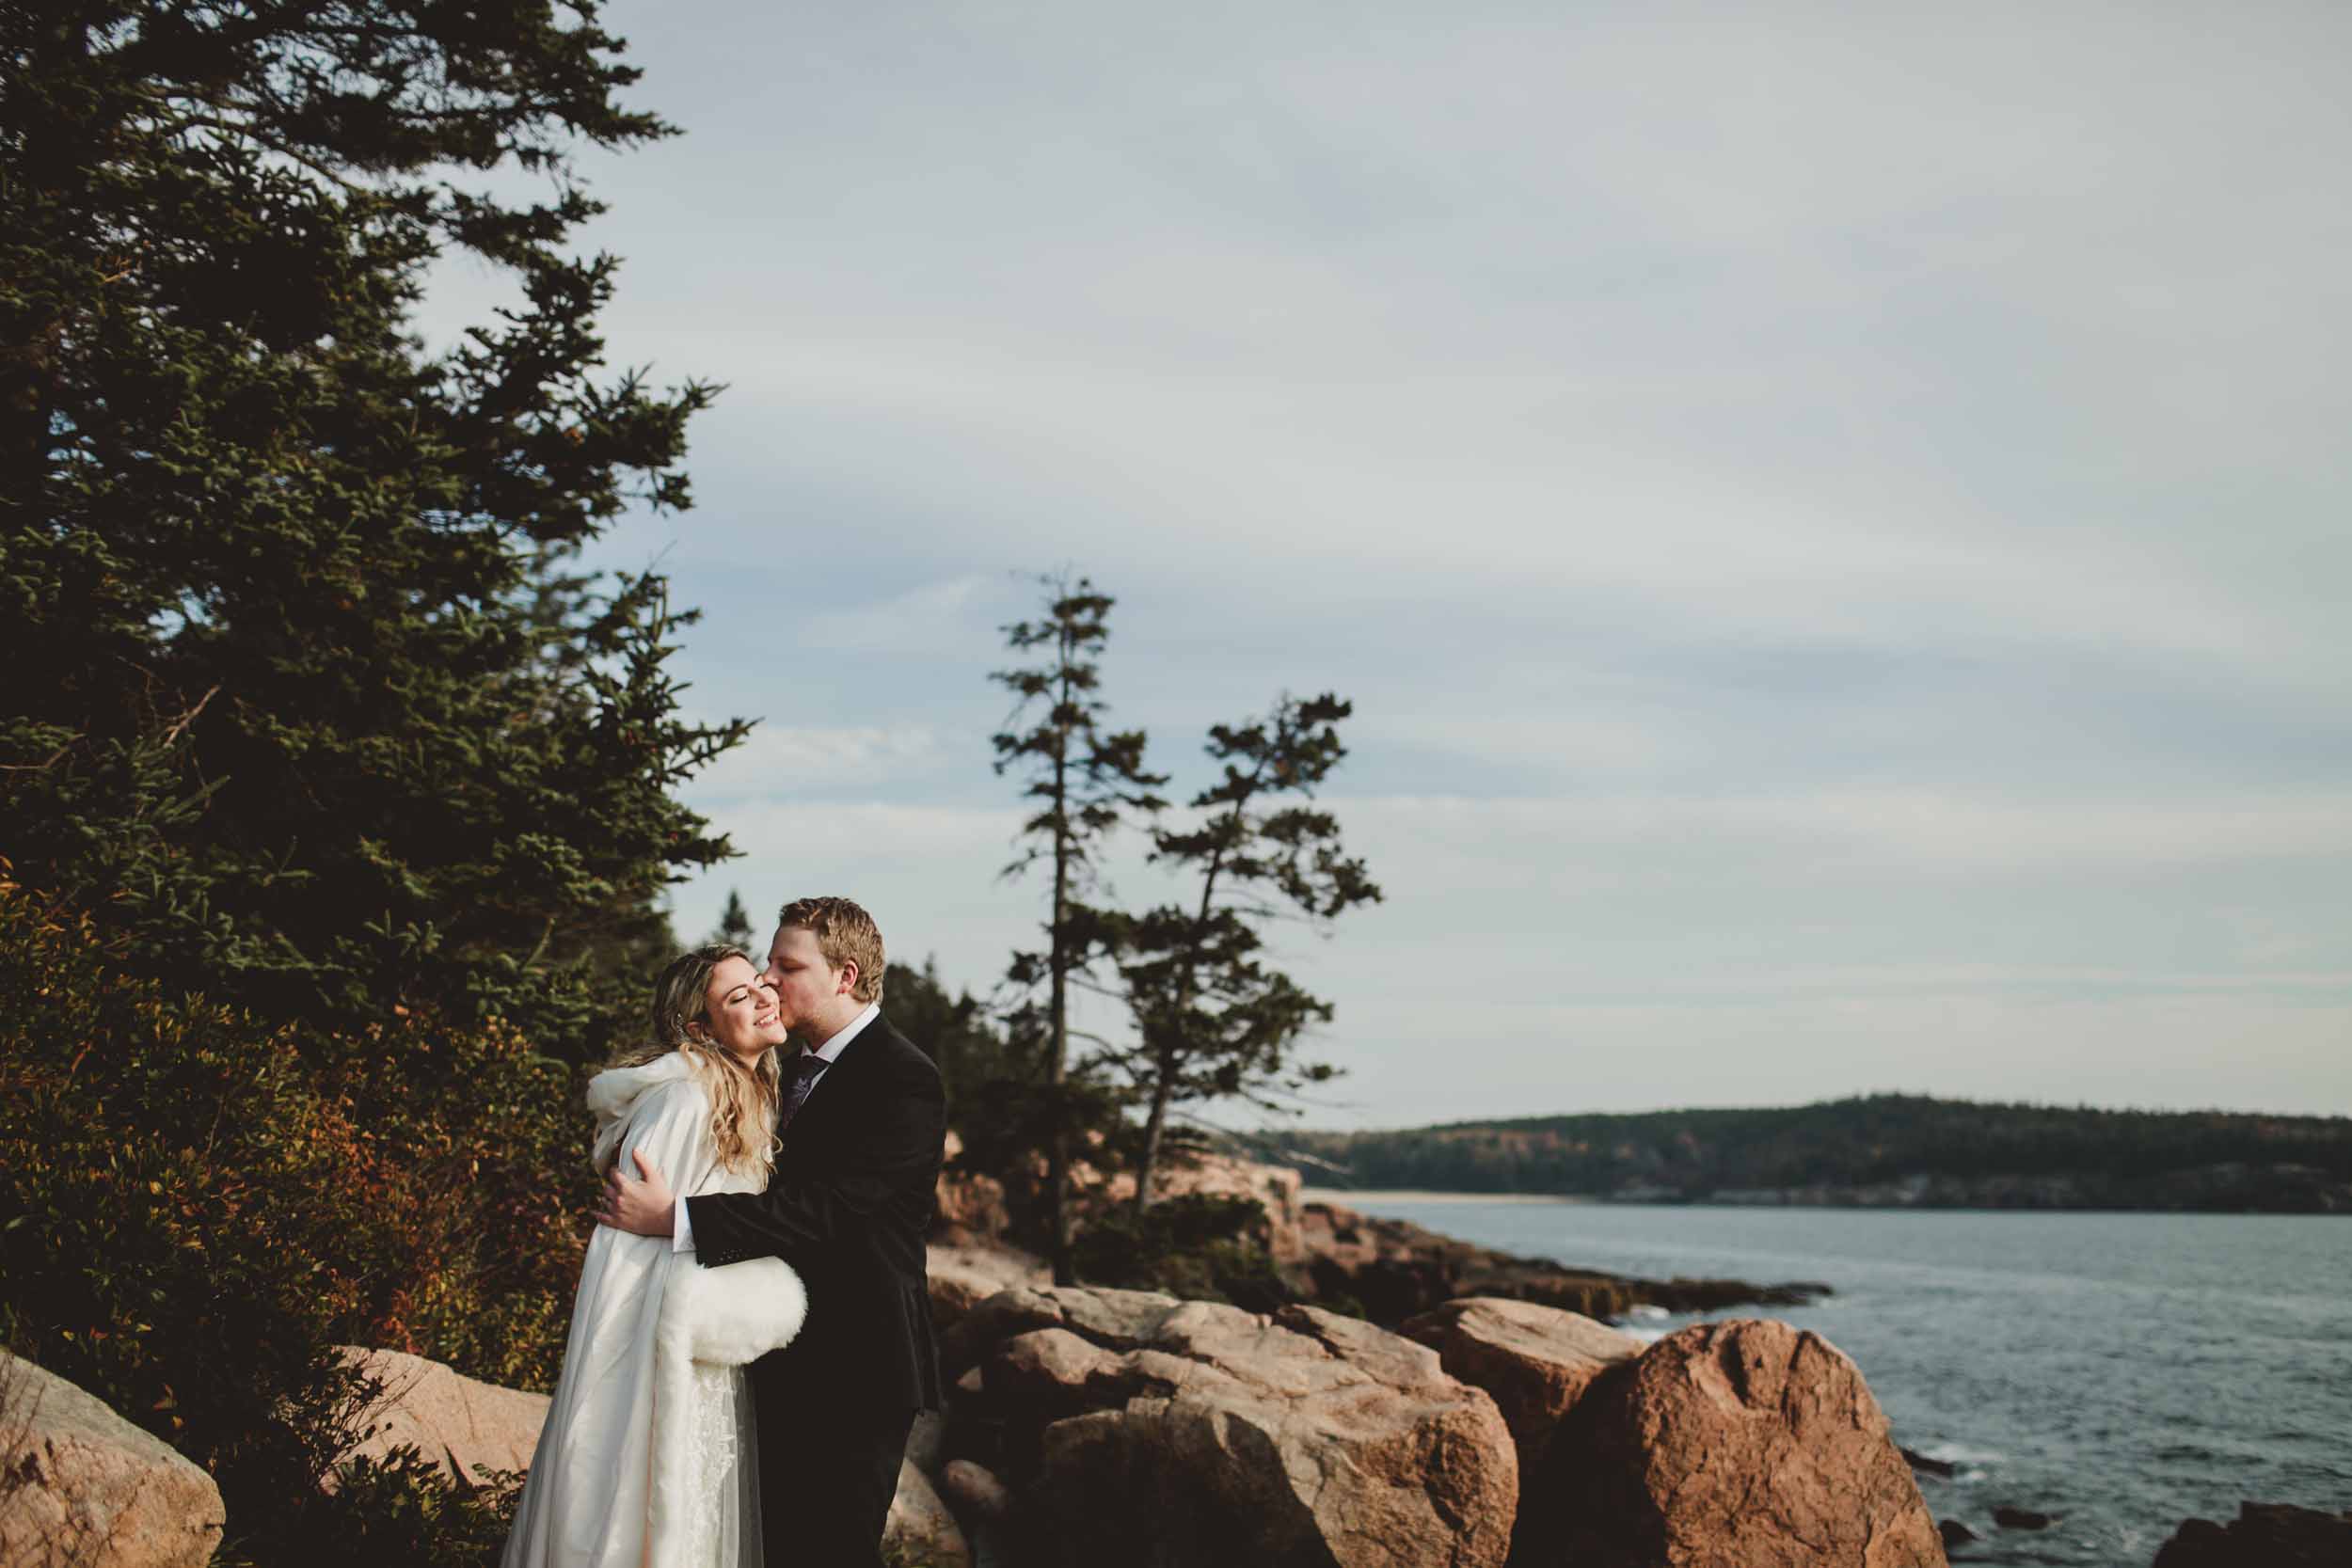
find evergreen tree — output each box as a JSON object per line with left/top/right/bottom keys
{"left": 710, "top": 888, "right": 755, "bottom": 950}
{"left": 887, "top": 956, "right": 1019, "bottom": 1115}
{"left": 1114, "top": 693, "right": 1381, "bottom": 1209}
{"left": 991, "top": 573, "right": 1166, "bottom": 1281}
{"left": 0, "top": 1, "right": 740, "bottom": 1060}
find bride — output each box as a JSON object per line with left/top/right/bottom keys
{"left": 501, "top": 944, "right": 806, "bottom": 1568}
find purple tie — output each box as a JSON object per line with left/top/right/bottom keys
{"left": 778, "top": 1050, "right": 829, "bottom": 1132}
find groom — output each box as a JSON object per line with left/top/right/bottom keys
{"left": 600, "top": 895, "right": 946, "bottom": 1568}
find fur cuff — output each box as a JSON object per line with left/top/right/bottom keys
{"left": 664, "top": 1255, "right": 807, "bottom": 1367}
{"left": 645, "top": 1257, "right": 805, "bottom": 1567}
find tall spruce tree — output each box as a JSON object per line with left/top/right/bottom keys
{"left": 991, "top": 574, "right": 1166, "bottom": 1281}
{"left": 0, "top": 2, "right": 741, "bottom": 1059}
{"left": 709, "top": 888, "right": 755, "bottom": 949}
{"left": 1114, "top": 693, "right": 1381, "bottom": 1209}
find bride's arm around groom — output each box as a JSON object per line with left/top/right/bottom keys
{"left": 685, "top": 1005, "right": 944, "bottom": 1412}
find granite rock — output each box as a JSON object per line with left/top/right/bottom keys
{"left": 961, "top": 1288, "right": 1518, "bottom": 1568}
{"left": 335, "top": 1346, "right": 548, "bottom": 1485}
{"left": 1518, "top": 1318, "right": 1947, "bottom": 1568}
{"left": 0, "top": 1351, "right": 224, "bottom": 1568}
{"left": 1400, "top": 1296, "right": 1641, "bottom": 1479}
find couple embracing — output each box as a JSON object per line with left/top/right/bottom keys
{"left": 501, "top": 896, "right": 945, "bottom": 1568}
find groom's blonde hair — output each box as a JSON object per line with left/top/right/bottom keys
{"left": 777, "top": 895, "right": 886, "bottom": 1004}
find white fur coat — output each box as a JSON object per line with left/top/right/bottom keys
{"left": 501, "top": 1053, "right": 805, "bottom": 1568}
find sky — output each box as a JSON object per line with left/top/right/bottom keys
{"left": 422, "top": 0, "right": 2350, "bottom": 1129}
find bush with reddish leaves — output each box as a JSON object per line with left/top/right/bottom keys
{"left": 0, "top": 872, "right": 591, "bottom": 1562}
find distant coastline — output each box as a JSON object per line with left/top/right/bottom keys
{"left": 1266, "top": 1093, "right": 2352, "bottom": 1215}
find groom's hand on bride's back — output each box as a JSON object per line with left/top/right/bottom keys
{"left": 597, "top": 1148, "right": 675, "bottom": 1236}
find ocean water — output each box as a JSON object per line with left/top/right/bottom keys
{"left": 1343, "top": 1199, "right": 2351, "bottom": 1566}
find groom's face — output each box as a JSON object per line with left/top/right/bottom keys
{"left": 761, "top": 925, "right": 852, "bottom": 1031}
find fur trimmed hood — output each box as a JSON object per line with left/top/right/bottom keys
{"left": 586, "top": 1051, "right": 696, "bottom": 1174}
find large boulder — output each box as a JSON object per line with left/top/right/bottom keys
{"left": 335, "top": 1347, "right": 549, "bottom": 1483}
{"left": 2151, "top": 1501, "right": 2352, "bottom": 1566}
{"left": 985, "top": 1327, "right": 1130, "bottom": 1418}
{"left": 962, "top": 1287, "right": 1517, "bottom": 1568}
{"left": 1401, "top": 1297, "right": 1641, "bottom": 1479}
{"left": 939, "top": 1461, "right": 1015, "bottom": 1568}
{"left": 940, "top": 1283, "right": 1187, "bottom": 1378}
{"left": 884, "top": 1458, "right": 973, "bottom": 1568}
{"left": 1518, "top": 1318, "right": 1946, "bottom": 1568}
{"left": 335, "top": 1347, "right": 971, "bottom": 1568}
{"left": 936, "top": 1130, "right": 1013, "bottom": 1243}
{"left": 0, "top": 1352, "right": 224, "bottom": 1568}
{"left": 928, "top": 1241, "right": 1050, "bottom": 1331}
{"left": 940, "top": 1459, "right": 1014, "bottom": 1528}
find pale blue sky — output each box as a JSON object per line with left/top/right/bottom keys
{"left": 426, "top": 0, "right": 2349, "bottom": 1126}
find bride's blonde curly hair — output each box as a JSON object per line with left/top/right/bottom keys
{"left": 610, "top": 942, "right": 782, "bottom": 1177}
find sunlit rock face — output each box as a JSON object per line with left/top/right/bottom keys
{"left": 0, "top": 1352, "right": 225, "bottom": 1568}
{"left": 950, "top": 1285, "right": 1519, "bottom": 1568}
{"left": 1516, "top": 1318, "right": 1947, "bottom": 1568}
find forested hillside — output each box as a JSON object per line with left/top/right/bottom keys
{"left": 1271, "top": 1095, "right": 2352, "bottom": 1212}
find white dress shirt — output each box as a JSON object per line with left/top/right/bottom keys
{"left": 672, "top": 1001, "right": 882, "bottom": 1251}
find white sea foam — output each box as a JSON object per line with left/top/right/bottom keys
{"left": 1915, "top": 1439, "right": 2006, "bottom": 1485}
{"left": 1918, "top": 1441, "right": 2009, "bottom": 1467}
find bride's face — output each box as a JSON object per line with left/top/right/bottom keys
{"left": 692, "top": 955, "right": 787, "bottom": 1062}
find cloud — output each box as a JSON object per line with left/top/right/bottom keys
{"left": 1335, "top": 788, "right": 2352, "bottom": 885}
{"left": 660, "top": 782, "right": 2351, "bottom": 1121}
{"left": 1308, "top": 989, "right": 2352, "bottom": 1129}
{"left": 464, "top": 0, "right": 2352, "bottom": 1119}
{"left": 795, "top": 575, "right": 1004, "bottom": 655}
{"left": 685, "top": 725, "right": 955, "bottom": 800}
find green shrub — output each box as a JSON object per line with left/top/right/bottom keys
{"left": 1070, "top": 1194, "right": 1297, "bottom": 1312}
{"left": 278, "top": 1451, "right": 526, "bottom": 1564}
{"left": 0, "top": 872, "right": 589, "bottom": 1563}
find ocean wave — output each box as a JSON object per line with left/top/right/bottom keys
{"left": 1912, "top": 1438, "right": 2004, "bottom": 1486}
{"left": 1917, "top": 1440, "right": 2009, "bottom": 1468}
{"left": 2151, "top": 1441, "right": 2227, "bottom": 1464}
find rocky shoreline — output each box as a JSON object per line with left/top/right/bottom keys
{"left": 932, "top": 1137, "right": 1834, "bottom": 1331}
{"left": 11, "top": 1144, "right": 2344, "bottom": 1568}
{"left": 1288, "top": 1195, "right": 1831, "bottom": 1325}
{"left": 1308, "top": 1169, "right": 2352, "bottom": 1212}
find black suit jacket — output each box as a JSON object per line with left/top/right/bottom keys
{"left": 686, "top": 1011, "right": 946, "bottom": 1414}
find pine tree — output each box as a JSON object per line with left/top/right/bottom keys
{"left": 0, "top": 2, "right": 740, "bottom": 1060}
{"left": 991, "top": 574, "right": 1166, "bottom": 1281}
{"left": 711, "top": 889, "right": 756, "bottom": 950}
{"left": 1114, "top": 693, "right": 1382, "bottom": 1209}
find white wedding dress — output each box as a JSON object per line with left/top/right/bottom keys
{"left": 501, "top": 1053, "right": 805, "bottom": 1568}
